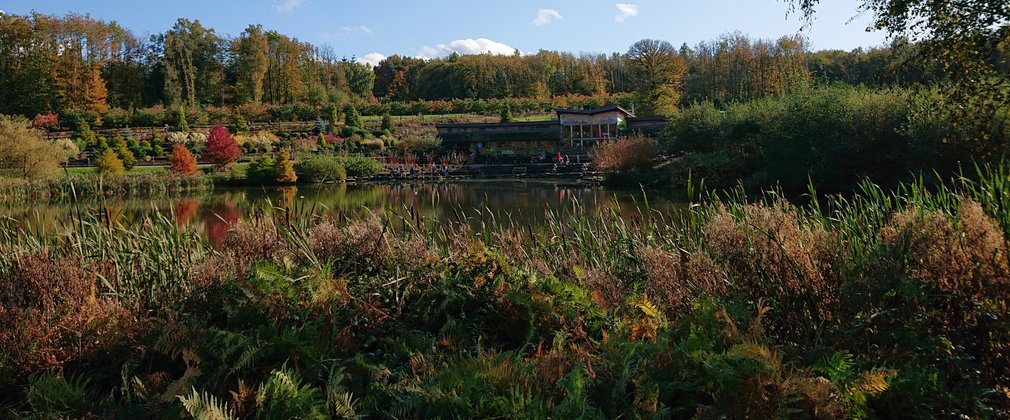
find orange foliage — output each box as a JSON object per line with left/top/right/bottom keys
{"left": 169, "top": 143, "right": 199, "bottom": 175}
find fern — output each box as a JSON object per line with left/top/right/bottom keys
{"left": 154, "top": 349, "right": 203, "bottom": 405}
{"left": 179, "top": 387, "right": 237, "bottom": 420}
{"left": 25, "top": 371, "right": 93, "bottom": 418}
{"left": 813, "top": 350, "right": 855, "bottom": 385}
{"left": 329, "top": 391, "right": 358, "bottom": 419}
{"left": 256, "top": 367, "right": 328, "bottom": 419}
{"left": 855, "top": 368, "right": 896, "bottom": 396}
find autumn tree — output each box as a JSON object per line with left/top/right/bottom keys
{"left": 628, "top": 39, "right": 686, "bottom": 115}
{"left": 85, "top": 66, "right": 109, "bottom": 115}
{"left": 169, "top": 143, "right": 199, "bottom": 175}
{"left": 202, "top": 124, "right": 242, "bottom": 170}
{"left": 0, "top": 115, "right": 73, "bottom": 178}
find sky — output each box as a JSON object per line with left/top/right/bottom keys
{"left": 2, "top": 1, "right": 888, "bottom": 66}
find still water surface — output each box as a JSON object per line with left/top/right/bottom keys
{"left": 1, "top": 181, "right": 682, "bottom": 246}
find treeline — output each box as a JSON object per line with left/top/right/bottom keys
{"left": 0, "top": 13, "right": 373, "bottom": 118}
{"left": 0, "top": 10, "right": 949, "bottom": 122}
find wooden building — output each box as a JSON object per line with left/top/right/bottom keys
{"left": 556, "top": 105, "right": 635, "bottom": 148}
{"left": 436, "top": 106, "right": 663, "bottom": 162}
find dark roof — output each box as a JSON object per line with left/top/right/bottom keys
{"left": 555, "top": 105, "right": 635, "bottom": 118}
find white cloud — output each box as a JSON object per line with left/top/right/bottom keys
{"left": 272, "top": 0, "right": 306, "bottom": 12}
{"left": 320, "top": 25, "right": 375, "bottom": 40}
{"left": 532, "top": 9, "right": 562, "bottom": 26}
{"left": 614, "top": 3, "right": 639, "bottom": 23}
{"left": 340, "top": 25, "right": 374, "bottom": 37}
{"left": 357, "top": 52, "right": 386, "bottom": 67}
{"left": 415, "top": 38, "right": 520, "bottom": 59}
{"left": 417, "top": 46, "right": 442, "bottom": 59}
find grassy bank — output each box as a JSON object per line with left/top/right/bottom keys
{"left": 1, "top": 165, "right": 1009, "bottom": 418}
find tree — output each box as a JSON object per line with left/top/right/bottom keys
{"left": 317, "top": 133, "right": 327, "bottom": 150}
{"left": 381, "top": 113, "right": 394, "bottom": 133}
{"left": 203, "top": 124, "right": 242, "bottom": 170}
{"left": 343, "top": 105, "right": 363, "bottom": 130}
{"left": 793, "top": 0, "right": 1010, "bottom": 155}
{"left": 273, "top": 147, "right": 297, "bottom": 183}
{"left": 500, "top": 103, "right": 514, "bottom": 123}
{"left": 94, "top": 148, "right": 125, "bottom": 176}
{"left": 234, "top": 24, "right": 269, "bottom": 104}
{"left": 85, "top": 66, "right": 109, "bottom": 115}
{"left": 0, "top": 115, "right": 72, "bottom": 178}
{"left": 627, "top": 39, "right": 687, "bottom": 115}
{"left": 174, "top": 107, "right": 190, "bottom": 132}
{"left": 113, "top": 136, "right": 137, "bottom": 170}
{"left": 328, "top": 106, "right": 341, "bottom": 132}
{"left": 246, "top": 154, "right": 275, "bottom": 183}
{"left": 163, "top": 18, "right": 224, "bottom": 107}
{"left": 169, "top": 143, "right": 198, "bottom": 175}
{"left": 313, "top": 117, "right": 326, "bottom": 135}
{"left": 73, "top": 118, "right": 98, "bottom": 148}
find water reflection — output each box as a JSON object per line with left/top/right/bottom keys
{"left": 0, "top": 181, "right": 683, "bottom": 244}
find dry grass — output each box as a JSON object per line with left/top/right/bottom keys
{"left": 0, "top": 253, "right": 134, "bottom": 379}
{"left": 589, "top": 136, "right": 659, "bottom": 171}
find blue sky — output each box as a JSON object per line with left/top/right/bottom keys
{"left": 3, "top": 1, "right": 887, "bottom": 66}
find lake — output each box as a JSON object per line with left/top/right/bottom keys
{"left": 0, "top": 180, "right": 683, "bottom": 246}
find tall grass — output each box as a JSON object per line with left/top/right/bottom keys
{"left": 2, "top": 165, "right": 1009, "bottom": 418}
{"left": 0, "top": 173, "right": 215, "bottom": 201}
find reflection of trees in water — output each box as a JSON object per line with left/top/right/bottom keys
{"left": 201, "top": 198, "right": 243, "bottom": 247}
{"left": 0, "top": 182, "right": 684, "bottom": 243}
{"left": 174, "top": 199, "right": 199, "bottom": 227}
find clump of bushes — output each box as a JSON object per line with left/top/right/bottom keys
{"left": 245, "top": 155, "right": 277, "bottom": 184}
{"left": 335, "top": 155, "right": 382, "bottom": 177}
{"left": 295, "top": 155, "right": 347, "bottom": 183}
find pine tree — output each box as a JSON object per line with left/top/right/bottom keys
{"left": 381, "top": 113, "right": 394, "bottom": 134}
{"left": 113, "top": 136, "right": 137, "bottom": 170}
{"left": 329, "top": 106, "right": 341, "bottom": 133}
{"left": 274, "top": 147, "right": 297, "bottom": 183}
{"left": 174, "top": 107, "right": 190, "bottom": 132}
{"left": 317, "top": 133, "right": 327, "bottom": 150}
{"left": 343, "top": 105, "right": 363, "bottom": 130}
{"left": 73, "top": 118, "right": 98, "bottom": 149}
{"left": 500, "top": 103, "right": 514, "bottom": 123}
{"left": 314, "top": 117, "right": 326, "bottom": 135}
